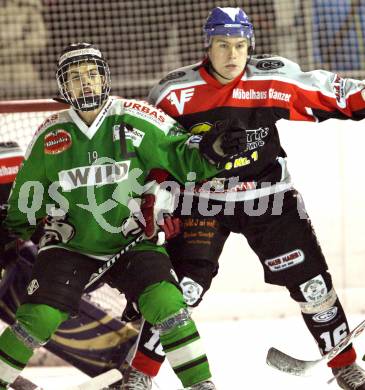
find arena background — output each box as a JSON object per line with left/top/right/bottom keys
{"left": 1, "top": 0, "right": 365, "bottom": 320}
{"left": 2, "top": 0, "right": 365, "bottom": 100}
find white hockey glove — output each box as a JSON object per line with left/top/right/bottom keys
{"left": 140, "top": 180, "right": 181, "bottom": 242}
{"left": 122, "top": 181, "right": 180, "bottom": 245}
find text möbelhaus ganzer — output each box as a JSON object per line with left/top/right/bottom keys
{"left": 232, "top": 88, "right": 291, "bottom": 102}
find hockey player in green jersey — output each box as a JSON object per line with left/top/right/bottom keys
{"left": 0, "top": 43, "right": 245, "bottom": 390}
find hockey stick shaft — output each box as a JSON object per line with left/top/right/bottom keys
{"left": 84, "top": 233, "right": 145, "bottom": 290}
{"left": 67, "top": 368, "right": 123, "bottom": 390}
{"left": 11, "top": 368, "right": 122, "bottom": 390}
{"left": 266, "top": 318, "right": 365, "bottom": 376}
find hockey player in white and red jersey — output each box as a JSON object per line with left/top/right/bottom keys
{"left": 121, "top": 6, "right": 365, "bottom": 390}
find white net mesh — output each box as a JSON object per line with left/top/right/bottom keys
{"left": 1, "top": 0, "right": 365, "bottom": 103}
{"left": 85, "top": 283, "right": 127, "bottom": 319}
{"left": 0, "top": 99, "right": 68, "bottom": 152}
{"left": 1, "top": 109, "right": 55, "bottom": 152}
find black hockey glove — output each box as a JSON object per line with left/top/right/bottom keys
{"left": 199, "top": 119, "right": 247, "bottom": 166}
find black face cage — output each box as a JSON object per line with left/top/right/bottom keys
{"left": 56, "top": 58, "right": 111, "bottom": 112}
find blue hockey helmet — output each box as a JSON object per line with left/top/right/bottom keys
{"left": 203, "top": 7, "right": 255, "bottom": 51}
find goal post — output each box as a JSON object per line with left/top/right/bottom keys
{"left": 0, "top": 100, "right": 68, "bottom": 114}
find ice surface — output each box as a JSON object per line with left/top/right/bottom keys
{"left": 22, "top": 315, "right": 365, "bottom": 389}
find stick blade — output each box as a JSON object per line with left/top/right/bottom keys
{"left": 66, "top": 369, "right": 123, "bottom": 390}
{"left": 266, "top": 347, "right": 318, "bottom": 377}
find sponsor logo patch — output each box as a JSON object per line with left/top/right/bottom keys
{"left": 299, "top": 289, "right": 337, "bottom": 314}
{"left": 232, "top": 88, "right": 291, "bottom": 102}
{"left": 123, "top": 101, "right": 166, "bottom": 123}
{"left": 265, "top": 249, "right": 305, "bottom": 272}
{"left": 59, "top": 160, "right": 131, "bottom": 190}
{"left": 159, "top": 71, "right": 186, "bottom": 85}
{"left": 113, "top": 125, "right": 145, "bottom": 147}
{"left": 59, "top": 48, "right": 102, "bottom": 63}
{"left": 312, "top": 306, "right": 338, "bottom": 323}
{"left": 300, "top": 275, "right": 327, "bottom": 303}
{"left": 256, "top": 59, "right": 285, "bottom": 70}
{"left": 332, "top": 74, "right": 347, "bottom": 109}
{"left": 232, "top": 88, "right": 267, "bottom": 100}
{"left": 44, "top": 130, "right": 72, "bottom": 154}
{"left": 27, "top": 279, "right": 40, "bottom": 295}
{"left": 167, "top": 88, "right": 195, "bottom": 115}
{"left": 246, "top": 127, "right": 270, "bottom": 150}
{"left": 180, "top": 277, "right": 204, "bottom": 306}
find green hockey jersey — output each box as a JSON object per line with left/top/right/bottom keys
{"left": 5, "top": 97, "right": 218, "bottom": 258}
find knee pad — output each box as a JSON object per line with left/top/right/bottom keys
{"left": 138, "top": 281, "right": 186, "bottom": 325}
{"left": 15, "top": 303, "right": 69, "bottom": 348}
{"left": 288, "top": 272, "right": 337, "bottom": 314}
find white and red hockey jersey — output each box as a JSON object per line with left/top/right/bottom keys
{"left": 148, "top": 55, "right": 365, "bottom": 200}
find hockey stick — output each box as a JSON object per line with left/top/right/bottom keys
{"left": 84, "top": 232, "right": 145, "bottom": 290}
{"left": 11, "top": 368, "right": 122, "bottom": 390}
{"left": 266, "top": 318, "right": 365, "bottom": 376}
{"left": 67, "top": 368, "right": 122, "bottom": 390}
